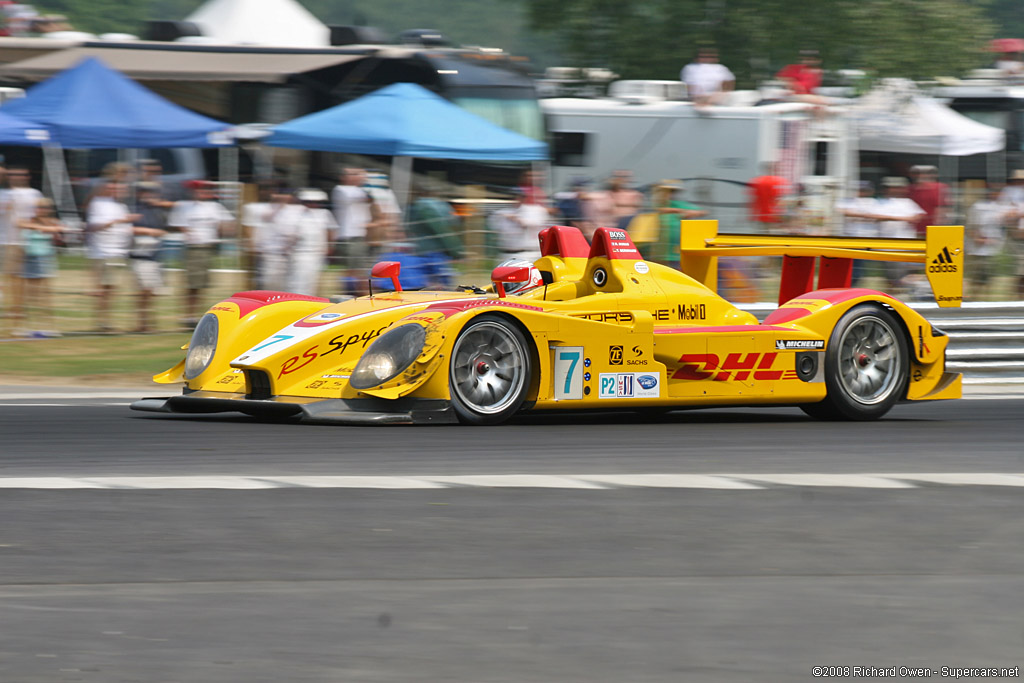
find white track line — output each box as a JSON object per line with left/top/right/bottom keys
{"left": 0, "top": 473, "right": 1022, "bottom": 490}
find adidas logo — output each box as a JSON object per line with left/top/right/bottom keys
{"left": 928, "top": 246, "right": 958, "bottom": 273}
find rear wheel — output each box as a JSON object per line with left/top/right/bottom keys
{"left": 449, "top": 315, "right": 532, "bottom": 425}
{"left": 800, "top": 304, "right": 909, "bottom": 421}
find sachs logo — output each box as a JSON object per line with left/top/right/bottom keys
{"left": 929, "top": 246, "right": 960, "bottom": 273}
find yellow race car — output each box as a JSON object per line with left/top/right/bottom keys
{"left": 132, "top": 223, "right": 963, "bottom": 425}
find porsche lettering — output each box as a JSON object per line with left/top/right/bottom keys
{"left": 574, "top": 312, "right": 634, "bottom": 323}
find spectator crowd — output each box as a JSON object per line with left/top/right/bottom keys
{"left": 3, "top": 151, "right": 1024, "bottom": 339}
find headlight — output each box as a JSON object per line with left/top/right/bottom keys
{"left": 184, "top": 313, "right": 219, "bottom": 380}
{"left": 350, "top": 324, "right": 426, "bottom": 389}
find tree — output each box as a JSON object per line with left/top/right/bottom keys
{"left": 526, "top": 0, "right": 993, "bottom": 85}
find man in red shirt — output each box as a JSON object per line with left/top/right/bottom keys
{"left": 908, "top": 165, "right": 950, "bottom": 238}
{"left": 776, "top": 49, "right": 823, "bottom": 98}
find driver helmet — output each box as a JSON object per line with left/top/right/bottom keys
{"left": 495, "top": 258, "right": 543, "bottom": 295}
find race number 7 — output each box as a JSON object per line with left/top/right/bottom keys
{"left": 251, "top": 334, "right": 294, "bottom": 353}
{"left": 553, "top": 346, "right": 584, "bottom": 400}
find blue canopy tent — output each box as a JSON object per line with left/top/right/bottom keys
{"left": 265, "top": 82, "right": 547, "bottom": 160}
{"left": 0, "top": 57, "right": 231, "bottom": 148}
{"left": 0, "top": 57, "right": 232, "bottom": 228}
{"left": 0, "top": 110, "right": 52, "bottom": 146}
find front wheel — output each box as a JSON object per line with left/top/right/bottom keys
{"left": 449, "top": 314, "right": 532, "bottom": 425}
{"left": 800, "top": 304, "right": 909, "bottom": 421}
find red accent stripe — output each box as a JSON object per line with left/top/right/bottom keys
{"left": 654, "top": 324, "right": 792, "bottom": 334}
{"left": 763, "top": 308, "right": 814, "bottom": 324}
{"left": 764, "top": 289, "right": 895, "bottom": 324}
{"left": 425, "top": 299, "right": 544, "bottom": 313}
{"left": 224, "top": 290, "right": 329, "bottom": 319}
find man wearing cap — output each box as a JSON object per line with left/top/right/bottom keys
{"left": 908, "top": 165, "right": 949, "bottom": 239}
{"left": 277, "top": 189, "right": 336, "bottom": 296}
{"left": 167, "top": 181, "right": 233, "bottom": 326}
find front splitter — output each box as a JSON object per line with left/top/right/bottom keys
{"left": 130, "top": 390, "right": 458, "bottom": 425}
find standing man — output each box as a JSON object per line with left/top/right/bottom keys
{"left": 1, "top": 167, "right": 42, "bottom": 333}
{"left": 681, "top": 46, "right": 735, "bottom": 109}
{"left": 966, "top": 182, "right": 1013, "bottom": 299}
{"left": 168, "top": 181, "right": 233, "bottom": 327}
{"left": 908, "top": 165, "right": 950, "bottom": 238}
{"left": 280, "top": 189, "right": 335, "bottom": 296}
{"left": 87, "top": 181, "right": 139, "bottom": 333}
{"left": 872, "top": 177, "right": 925, "bottom": 291}
{"left": 331, "top": 167, "right": 372, "bottom": 295}
{"left": 836, "top": 181, "right": 880, "bottom": 286}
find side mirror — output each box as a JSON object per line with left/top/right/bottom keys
{"left": 371, "top": 261, "right": 402, "bottom": 292}
{"left": 490, "top": 265, "right": 531, "bottom": 298}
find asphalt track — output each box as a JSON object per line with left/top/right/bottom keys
{"left": 1, "top": 396, "right": 1023, "bottom": 682}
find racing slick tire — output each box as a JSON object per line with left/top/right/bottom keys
{"left": 449, "top": 314, "right": 532, "bottom": 425}
{"left": 800, "top": 304, "right": 909, "bottom": 421}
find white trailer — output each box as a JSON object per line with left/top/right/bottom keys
{"left": 541, "top": 88, "right": 854, "bottom": 231}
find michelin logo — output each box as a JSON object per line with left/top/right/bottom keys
{"left": 775, "top": 339, "right": 825, "bottom": 350}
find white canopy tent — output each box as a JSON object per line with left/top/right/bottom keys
{"left": 185, "top": 0, "right": 331, "bottom": 47}
{"left": 853, "top": 78, "right": 1005, "bottom": 156}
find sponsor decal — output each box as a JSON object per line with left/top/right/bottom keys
{"left": 672, "top": 352, "right": 783, "bottom": 381}
{"left": 677, "top": 303, "right": 706, "bottom": 321}
{"left": 937, "top": 294, "right": 962, "bottom": 302}
{"left": 598, "top": 372, "right": 661, "bottom": 398}
{"left": 636, "top": 374, "right": 658, "bottom": 390}
{"left": 304, "top": 312, "right": 344, "bottom": 323}
{"left": 929, "top": 246, "right": 960, "bottom": 273}
{"left": 574, "top": 311, "right": 634, "bottom": 323}
{"left": 626, "top": 345, "right": 647, "bottom": 366}
{"left": 609, "top": 230, "right": 628, "bottom": 240}
{"left": 917, "top": 326, "right": 930, "bottom": 357}
{"left": 216, "top": 376, "right": 237, "bottom": 384}
{"left": 775, "top": 339, "right": 825, "bottom": 350}
{"left": 634, "top": 261, "right": 650, "bottom": 274}
{"left": 210, "top": 304, "right": 235, "bottom": 313}
{"left": 321, "top": 374, "right": 349, "bottom": 379}
{"left": 306, "top": 380, "right": 327, "bottom": 389}
{"left": 653, "top": 309, "right": 670, "bottom": 321}
{"left": 609, "top": 345, "right": 623, "bottom": 365}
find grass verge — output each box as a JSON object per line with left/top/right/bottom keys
{"left": 0, "top": 332, "right": 190, "bottom": 388}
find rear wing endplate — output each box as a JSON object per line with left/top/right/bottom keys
{"left": 678, "top": 220, "right": 964, "bottom": 307}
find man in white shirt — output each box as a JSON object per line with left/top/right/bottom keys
{"left": 278, "top": 188, "right": 336, "bottom": 296}
{"left": 493, "top": 190, "right": 550, "bottom": 261}
{"left": 1, "top": 167, "right": 43, "bottom": 333}
{"left": 967, "top": 183, "right": 1014, "bottom": 298}
{"left": 681, "top": 47, "right": 735, "bottom": 109}
{"left": 331, "top": 167, "right": 372, "bottom": 295}
{"left": 872, "top": 177, "right": 925, "bottom": 290}
{"left": 87, "top": 181, "right": 139, "bottom": 332}
{"left": 168, "top": 181, "right": 233, "bottom": 325}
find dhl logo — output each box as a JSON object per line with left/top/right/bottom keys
{"left": 672, "top": 352, "right": 783, "bottom": 381}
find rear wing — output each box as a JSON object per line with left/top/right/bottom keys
{"left": 678, "top": 220, "right": 964, "bottom": 307}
